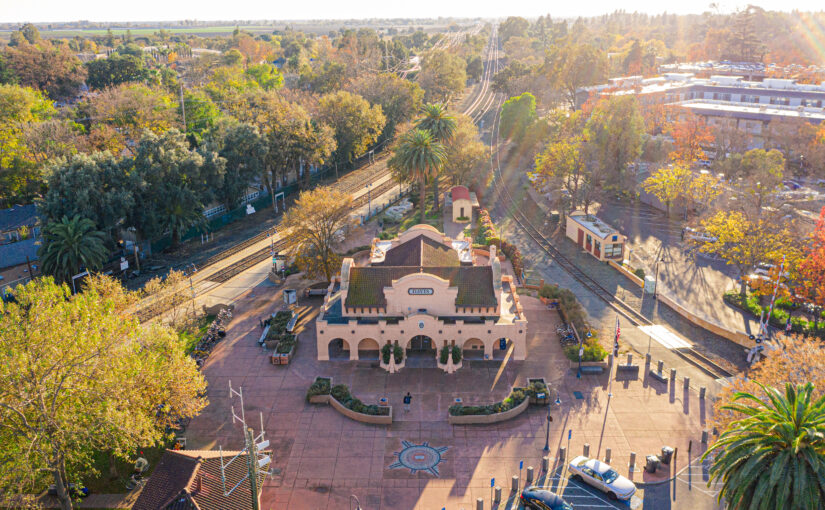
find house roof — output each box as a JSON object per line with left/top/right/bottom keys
{"left": 451, "top": 186, "right": 471, "bottom": 201}
{"left": 377, "top": 234, "right": 459, "bottom": 267}
{"left": 0, "top": 205, "right": 37, "bottom": 232}
{"left": 345, "top": 266, "right": 496, "bottom": 308}
{"left": 0, "top": 238, "right": 39, "bottom": 270}
{"left": 132, "top": 449, "right": 267, "bottom": 510}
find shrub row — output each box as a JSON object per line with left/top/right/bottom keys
{"left": 564, "top": 338, "right": 608, "bottom": 362}
{"left": 381, "top": 343, "right": 404, "bottom": 364}
{"left": 448, "top": 381, "right": 547, "bottom": 416}
{"left": 439, "top": 345, "right": 462, "bottom": 364}
{"left": 330, "top": 384, "right": 389, "bottom": 416}
{"left": 500, "top": 240, "right": 524, "bottom": 278}
{"left": 476, "top": 208, "right": 498, "bottom": 246}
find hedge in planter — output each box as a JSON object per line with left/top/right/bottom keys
{"left": 330, "top": 384, "right": 389, "bottom": 416}
{"left": 449, "top": 387, "right": 532, "bottom": 416}
{"left": 306, "top": 377, "right": 331, "bottom": 401}
{"left": 381, "top": 343, "right": 403, "bottom": 364}
{"left": 564, "top": 341, "right": 607, "bottom": 362}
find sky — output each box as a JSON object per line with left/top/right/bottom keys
{"left": 1, "top": 0, "right": 824, "bottom": 23}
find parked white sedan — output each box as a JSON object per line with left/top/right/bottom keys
{"left": 568, "top": 456, "right": 636, "bottom": 501}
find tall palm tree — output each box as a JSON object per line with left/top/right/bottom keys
{"left": 703, "top": 382, "right": 825, "bottom": 509}
{"left": 415, "top": 103, "right": 456, "bottom": 211}
{"left": 389, "top": 129, "right": 446, "bottom": 224}
{"left": 38, "top": 215, "right": 108, "bottom": 284}
{"left": 161, "top": 186, "right": 206, "bottom": 247}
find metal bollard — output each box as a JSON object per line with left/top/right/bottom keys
{"left": 702, "top": 430, "right": 709, "bottom": 444}
{"left": 605, "top": 448, "right": 612, "bottom": 464}
{"left": 542, "top": 456, "right": 550, "bottom": 472}
{"left": 683, "top": 376, "right": 690, "bottom": 390}
{"left": 627, "top": 353, "right": 633, "bottom": 365}
{"left": 494, "top": 486, "right": 501, "bottom": 502}
{"left": 657, "top": 360, "right": 664, "bottom": 374}
{"left": 645, "top": 352, "right": 651, "bottom": 365}
{"left": 476, "top": 497, "right": 484, "bottom": 510}
{"left": 583, "top": 443, "right": 590, "bottom": 457}
{"left": 670, "top": 368, "right": 677, "bottom": 382}
{"left": 526, "top": 466, "right": 534, "bottom": 483}
{"left": 700, "top": 387, "right": 706, "bottom": 399}
{"left": 559, "top": 446, "right": 566, "bottom": 461}
{"left": 629, "top": 452, "right": 636, "bottom": 472}
{"left": 511, "top": 475, "right": 519, "bottom": 492}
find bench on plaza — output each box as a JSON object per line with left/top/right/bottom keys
{"left": 617, "top": 363, "right": 639, "bottom": 375}
{"left": 579, "top": 365, "right": 604, "bottom": 375}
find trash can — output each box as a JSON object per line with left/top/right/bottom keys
{"left": 660, "top": 446, "right": 674, "bottom": 465}
{"left": 645, "top": 455, "right": 660, "bottom": 473}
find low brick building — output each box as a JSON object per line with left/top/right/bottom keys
{"left": 316, "top": 224, "right": 528, "bottom": 363}
{"left": 565, "top": 212, "right": 626, "bottom": 262}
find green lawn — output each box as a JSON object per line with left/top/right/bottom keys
{"left": 82, "top": 442, "right": 170, "bottom": 494}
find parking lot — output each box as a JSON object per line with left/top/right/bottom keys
{"left": 513, "top": 467, "right": 642, "bottom": 509}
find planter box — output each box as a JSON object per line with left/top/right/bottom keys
{"left": 448, "top": 396, "right": 530, "bottom": 425}
{"left": 269, "top": 353, "right": 280, "bottom": 365}
{"left": 307, "top": 377, "right": 332, "bottom": 404}
{"left": 308, "top": 394, "right": 330, "bottom": 404}
{"left": 274, "top": 344, "right": 296, "bottom": 366}
{"left": 527, "top": 378, "right": 548, "bottom": 405}
{"left": 329, "top": 395, "right": 392, "bottom": 425}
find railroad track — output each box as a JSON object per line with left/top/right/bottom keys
{"left": 483, "top": 61, "right": 733, "bottom": 381}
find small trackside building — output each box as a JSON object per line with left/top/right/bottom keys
{"left": 565, "top": 212, "right": 626, "bottom": 262}
{"left": 447, "top": 185, "right": 478, "bottom": 223}
{"left": 315, "top": 224, "right": 528, "bottom": 363}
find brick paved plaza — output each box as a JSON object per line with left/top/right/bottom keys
{"left": 185, "top": 278, "right": 714, "bottom": 509}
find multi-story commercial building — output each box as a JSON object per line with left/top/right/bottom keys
{"left": 579, "top": 70, "right": 825, "bottom": 149}
{"left": 315, "top": 224, "right": 528, "bottom": 363}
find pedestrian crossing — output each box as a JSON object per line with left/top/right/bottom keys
{"left": 639, "top": 324, "right": 692, "bottom": 349}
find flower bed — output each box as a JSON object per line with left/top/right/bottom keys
{"left": 265, "top": 310, "right": 299, "bottom": 363}
{"left": 475, "top": 207, "right": 525, "bottom": 277}
{"left": 724, "top": 291, "right": 825, "bottom": 339}
{"left": 306, "top": 379, "right": 392, "bottom": 423}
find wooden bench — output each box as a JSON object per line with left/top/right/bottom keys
{"left": 579, "top": 365, "right": 604, "bottom": 375}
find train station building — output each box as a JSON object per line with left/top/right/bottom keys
{"left": 315, "top": 224, "right": 528, "bottom": 364}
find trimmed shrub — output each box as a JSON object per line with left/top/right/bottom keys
{"left": 439, "top": 345, "right": 450, "bottom": 364}
{"left": 449, "top": 387, "right": 530, "bottom": 416}
{"left": 634, "top": 268, "right": 645, "bottom": 280}
{"left": 381, "top": 343, "right": 392, "bottom": 364}
{"left": 330, "top": 384, "right": 350, "bottom": 402}
{"left": 393, "top": 344, "right": 403, "bottom": 363}
{"left": 451, "top": 345, "right": 461, "bottom": 364}
{"left": 306, "top": 377, "right": 331, "bottom": 401}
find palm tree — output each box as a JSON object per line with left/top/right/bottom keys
{"left": 703, "top": 382, "right": 825, "bottom": 509}
{"left": 161, "top": 187, "right": 206, "bottom": 247}
{"left": 389, "top": 129, "right": 446, "bottom": 224}
{"left": 38, "top": 215, "right": 108, "bottom": 284}
{"left": 415, "top": 103, "right": 456, "bottom": 211}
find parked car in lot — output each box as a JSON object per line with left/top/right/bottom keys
{"left": 568, "top": 456, "right": 636, "bottom": 501}
{"left": 520, "top": 487, "right": 574, "bottom": 509}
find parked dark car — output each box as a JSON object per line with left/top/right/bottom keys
{"left": 520, "top": 487, "right": 573, "bottom": 509}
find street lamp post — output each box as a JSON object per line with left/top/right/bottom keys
{"left": 544, "top": 392, "right": 562, "bottom": 451}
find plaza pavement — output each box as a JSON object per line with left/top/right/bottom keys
{"left": 182, "top": 276, "right": 716, "bottom": 509}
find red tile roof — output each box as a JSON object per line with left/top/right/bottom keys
{"left": 132, "top": 449, "right": 268, "bottom": 510}
{"left": 451, "top": 186, "right": 471, "bottom": 201}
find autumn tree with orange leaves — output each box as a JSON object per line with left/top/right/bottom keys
{"left": 666, "top": 112, "right": 715, "bottom": 164}
{"left": 796, "top": 207, "right": 825, "bottom": 329}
